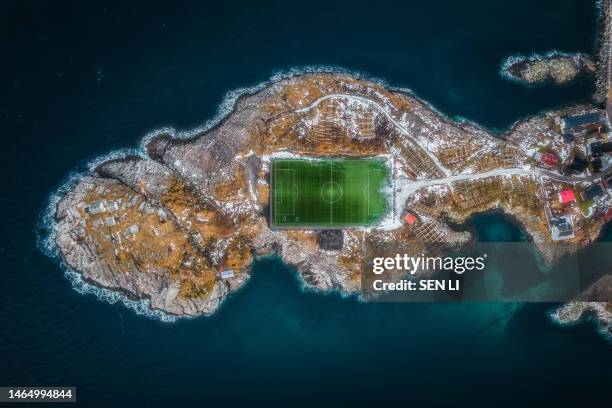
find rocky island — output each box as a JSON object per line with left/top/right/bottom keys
{"left": 502, "top": 52, "right": 595, "bottom": 85}
{"left": 50, "top": 72, "right": 611, "bottom": 334}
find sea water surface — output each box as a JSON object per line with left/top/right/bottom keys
{"left": 1, "top": 1, "right": 610, "bottom": 406}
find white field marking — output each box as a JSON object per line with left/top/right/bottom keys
{"left": 316, "top": 162, "right": 337, "bottom": 225}
{"left": 330, "top": 162, "right": 333, "bottom": 224}
{"left": 294, "top": 94, "right": 452, "bottom": 176}
{"left": 365, "top": 168, "right": 385, "bottom": 216}
{"left": 275, "top": 178, "right": 282, "bottom": 205}
{"left": 274, "top": 168, "right": 296, "bottom": 216}
{"left": 321, "top": 182, "right": 343, "bottom": 204}
{"left": 376, "top": 169, "right": 385, "bottom": 216}
{"left": 365, "top": 170, "right": 370, "bottom": 216}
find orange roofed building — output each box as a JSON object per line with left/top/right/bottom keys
{"left": 404, "top": 213, "right": 418, "bottom": 225}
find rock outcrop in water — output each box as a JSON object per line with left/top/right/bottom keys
{"left": 551, "top": 275, "right": 612, "bottom": 337}
{"left": 502, "top": 53, "right": 595, "bottom": 85}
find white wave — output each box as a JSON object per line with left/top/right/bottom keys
{"left": 36, "top": 170, "right": 83, "bottom": 257}
{"left": 64, "top": 267, "right": 178, "bottom": 323}
{"left": 86, "top": 147, "right": 143, "bottom": 171}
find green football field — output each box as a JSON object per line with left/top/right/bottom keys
{"left": 271, "top": 158, "right": 389, "bottom": 228}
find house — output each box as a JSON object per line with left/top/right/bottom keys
{"left": 581, "top": 184, "right": 605, "bottom": 201}
{"left": 558, "top": 189, "right": 576, "bottom": 204}
{"left": 603, "top": 156, "right": 612, "bottom": 171}
{"left": 562, "top": 133, "right": 575, "bottom": 144}
{"left": 535, "top": 152, "right": 559, "bottom": 167}
{"left": 402, "top": 209, "right": 420, "bottom": 226}
{"left": 317, "top": 230, "right": 344, "bottom": 251}
{"left": 562, "top": 156, "right": 589, "bottom": 175}
{"left": 550, "top": 215, "right": 575, "bottom": 241}
{"left": 220, "top": 269, "right": 235, "bottom": 280}
{"left": 561, "top": 112, "right": 604, "bottom": 135}
{"left": 404, "top": 213, "right": 418, "bottom": 225}
{"left": 87, "top": 201, "right": 106, "bottom": 215}
{"left": 592, "top": 158, "right": 603, "bottom": 173}
{"left": 588, "top": 141, "right": 612, "bottom": 158}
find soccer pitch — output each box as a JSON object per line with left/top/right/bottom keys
{"left": 271, "top": 158, "right": 390, "bottom": 228}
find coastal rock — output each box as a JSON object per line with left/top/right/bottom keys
{"left": 552, "top": 275, "right": 612, "bottom": 336}
{"left": 552, "top": 275, "right": 611, "bottom": 337}
{"left": 553, "top": 302, "right": 611, "bottom": 335}
{"left": 502, "top": 53, "right": 595, "bottom": 85}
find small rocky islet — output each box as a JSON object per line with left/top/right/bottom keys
{"left": 502, "top": 53, "right": 596, "bottom": 85}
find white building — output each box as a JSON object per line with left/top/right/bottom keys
{"left": 88, "top": 201, "right": 106, "bottom": 215}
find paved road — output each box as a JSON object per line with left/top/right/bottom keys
{"left": 282, "top": 92, "right": 612, "bottom": 187}
{"left": 294, "top": 93, "right": 452, "bottom": 176}
{"left": 539, "top": 167, "right": 612, "bottom": 184}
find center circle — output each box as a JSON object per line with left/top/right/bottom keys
{"left": 321, "top": 182, "right": 343, "bottom": 203}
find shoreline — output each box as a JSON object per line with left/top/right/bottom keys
{"left": 40, "top": 66, "right": 609, "bottom": 323}
{"left": 37, "top": 66, "right": 391, "bottom": 321}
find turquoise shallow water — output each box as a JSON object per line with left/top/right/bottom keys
{"left": 1, "top": 0, "right": 610, "bottom": 406}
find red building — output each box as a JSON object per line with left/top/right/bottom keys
{"left": 535, "top": 152, "right": 559, "bottom": 167}
{"left": 558, "top": 189, "right": 576, "bottom": 204}
{"left": 404, "top": 213, "right": 418, "bottom": 225}
{"left": 541, "top": 153, "right": 559, "bottom": 167}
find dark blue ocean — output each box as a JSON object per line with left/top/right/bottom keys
{"left": 1, "top": 1, "right": 610, "bottom": 406}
